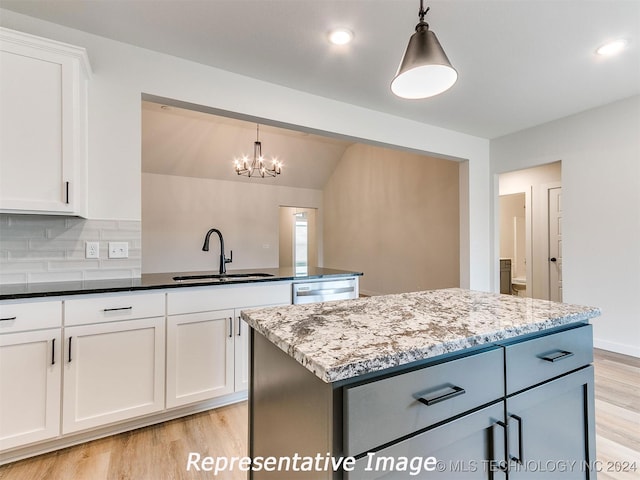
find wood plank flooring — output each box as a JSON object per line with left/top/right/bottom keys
{"left": 593, "top": 348, "right": 640, "bottom": 480}
{"left": 1, "top": 348, "right": 638, "bottom": 480}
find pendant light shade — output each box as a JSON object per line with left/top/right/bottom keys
{"left": 391, "top": 3, "right": 457, "bottom": 99}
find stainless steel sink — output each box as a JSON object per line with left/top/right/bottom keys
{"left": 173, "top": 273, "right": 274, "bottom": 283}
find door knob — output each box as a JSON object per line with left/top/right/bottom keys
{"left": 550, "top": 257, "right": 557, "bottom": 262}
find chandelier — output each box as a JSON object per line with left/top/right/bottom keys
{"left": 234, "top": 124, "right": 282, "bottom": 178}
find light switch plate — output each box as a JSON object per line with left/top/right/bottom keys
{"left": 108, "top": 242, "right": 129, "bottom": 259}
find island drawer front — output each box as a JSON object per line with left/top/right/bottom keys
{"left": 504, "top": 324, "right": 593, "bottom": 395}
{"left": 64, "top": 293, "right": 166, "bottom": 326}
{"left": 0, "top": 300, "right": 62, "bottom": 333}
{"left": 343, "top": 347, "right": 504, "bottom": 457}
{"left": 346, "top": 402, "right": 505, "bottom": 480}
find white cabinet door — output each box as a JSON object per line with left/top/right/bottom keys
{"left": 234, "top": 312, "right": 250, "bottom": 392}
{"left": 0, "top": 329, "right": 61, "bottom": 450}
{"left": 233, "top": 303, "right": 289, "bottom": 393}
{"left": 166, "top": 310, "right": 234, "bottom": 408}
{"left": 62, "top": 317, "right": 165, "bottom": 434}
{"left": 0, "top": 28, "right": 90, "bottom": 216}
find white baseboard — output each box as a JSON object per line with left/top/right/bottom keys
{"left": 593, "top": 338, "right": 640, "bottom": 358}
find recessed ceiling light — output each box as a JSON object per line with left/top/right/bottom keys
{"left": 328, "top": 28, "right": 354, "bottom": 45}
{"left": 596, "top": 39, "right": 627, "bottom": 56}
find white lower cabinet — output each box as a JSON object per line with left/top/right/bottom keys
{"left": 166, "top": 283, "right": 292, "bottom": 408}
{"left": 0, "top": 328, "right": 62, "bottom": 450}
{"left": 234, "top": 312, "right": 250, "bottom": 392}
{"left": 0, "top": 300, "right": 62, "bottom": 452}
{"left": 1, "top": 283, "right": 293, "bottom": 459}
{"left": 165, "top": 305, "right": 283, "bottom": 408}
{"left": 62, "top": 317, "right": 165, "bottom": 434}
{"left": 166, "top": 309, "right": 235, "bottom": 408}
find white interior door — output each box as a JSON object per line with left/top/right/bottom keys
{"left": 548, "top": 187, "right": 562, "bottom": 302}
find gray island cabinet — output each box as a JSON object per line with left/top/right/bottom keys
{"left": 242, "top": 288, "right": 601, "bottom": 480}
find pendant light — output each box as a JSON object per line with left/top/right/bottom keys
{"left": 234, "top": 124, "right": 282, "bottom": 178}
{"left": 391, "top": 1, "right": 457, "bottom": 99}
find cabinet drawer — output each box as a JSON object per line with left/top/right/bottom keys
{"left": 346, "top": 402, "right": 505, "bottom": 480}
{"left": 344, "top": 347, "right": 504, "bottom": 456}
{"left": 167, "top": 283, "right": 291, "bottom": 315}
{"left": 0, "top": 300, "right": 62, "bottom": 333}
{"left": 504, "top": 324, "right": 593, "bottom": 395}
{"left": 65, "top": 293, "right": 165, "bottom": 326}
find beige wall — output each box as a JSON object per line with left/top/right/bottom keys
{"left": 142, "top": 173, "right": 322, "bottom": 273}
{"left": 323, "top": 144, "right": 460, "bottom": 296}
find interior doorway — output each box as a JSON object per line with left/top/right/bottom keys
{"left": 498, "top": 162, "right": 562, "bottom": 300}
{"left": 499, "top": 192, "right": 528, "bottom": 295}
{"left": 278, "top": 206, "right": 318, "bottom": 272}
{"left": 547, "top": 185, "right": 563, "bottom": 301}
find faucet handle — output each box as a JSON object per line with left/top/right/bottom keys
{"left": 225, "top": 250, "right": 233, "bottom": 264}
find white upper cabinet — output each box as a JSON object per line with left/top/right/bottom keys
{"left": 0, "top": 28, "right": 91, "bottom": 217}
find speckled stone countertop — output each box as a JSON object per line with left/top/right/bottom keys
{"left": 241, "top": 288, "right": 601, "bottom": 383}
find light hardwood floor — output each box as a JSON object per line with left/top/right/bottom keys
{"left": 1, "top": 348, "right": 638, "bottom": 480}
{"left": 593, "top": 348, "right": 640, "bottom": 480}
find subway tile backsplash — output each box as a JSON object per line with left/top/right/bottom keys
{"left": 0, "top": 214, "right": 141, "bottom": 285}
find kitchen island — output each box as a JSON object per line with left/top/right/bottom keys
{"left": 242, "top": 288, "right": 601, "bottom": 479}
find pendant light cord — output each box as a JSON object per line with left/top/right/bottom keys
{"left": 419, "top": 1, "right": 429, "bottom": 22}
{"left": 417, "top": 1, "right": 429, "bottom": 30}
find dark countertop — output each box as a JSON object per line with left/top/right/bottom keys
{"left": 0, "top": 267, "right": 363, "bottom": 300}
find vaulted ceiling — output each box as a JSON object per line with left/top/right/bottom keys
{"left": 141, "top": 101, "right": 353, "bottom": 189}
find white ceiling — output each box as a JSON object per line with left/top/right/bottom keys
{"left": 2, "top": 0, "right": 639, "bottom": 139}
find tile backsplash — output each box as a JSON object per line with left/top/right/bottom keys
{"left": 0, "top": 214, "right": 141, "bottom": 285}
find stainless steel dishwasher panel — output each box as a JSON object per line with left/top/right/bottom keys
{"left": 292, "top": 278, "right": 358, "bottom": 304}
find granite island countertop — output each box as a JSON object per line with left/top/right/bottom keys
{"left": 241, "top": 288, "right": 601, "bottom": 383}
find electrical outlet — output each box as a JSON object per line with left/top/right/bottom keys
{"left": 85, "top": 241, "right": 99, "bottom": 259}
{"left": 108, "top": 242, "right": 129, "bottom": 259}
